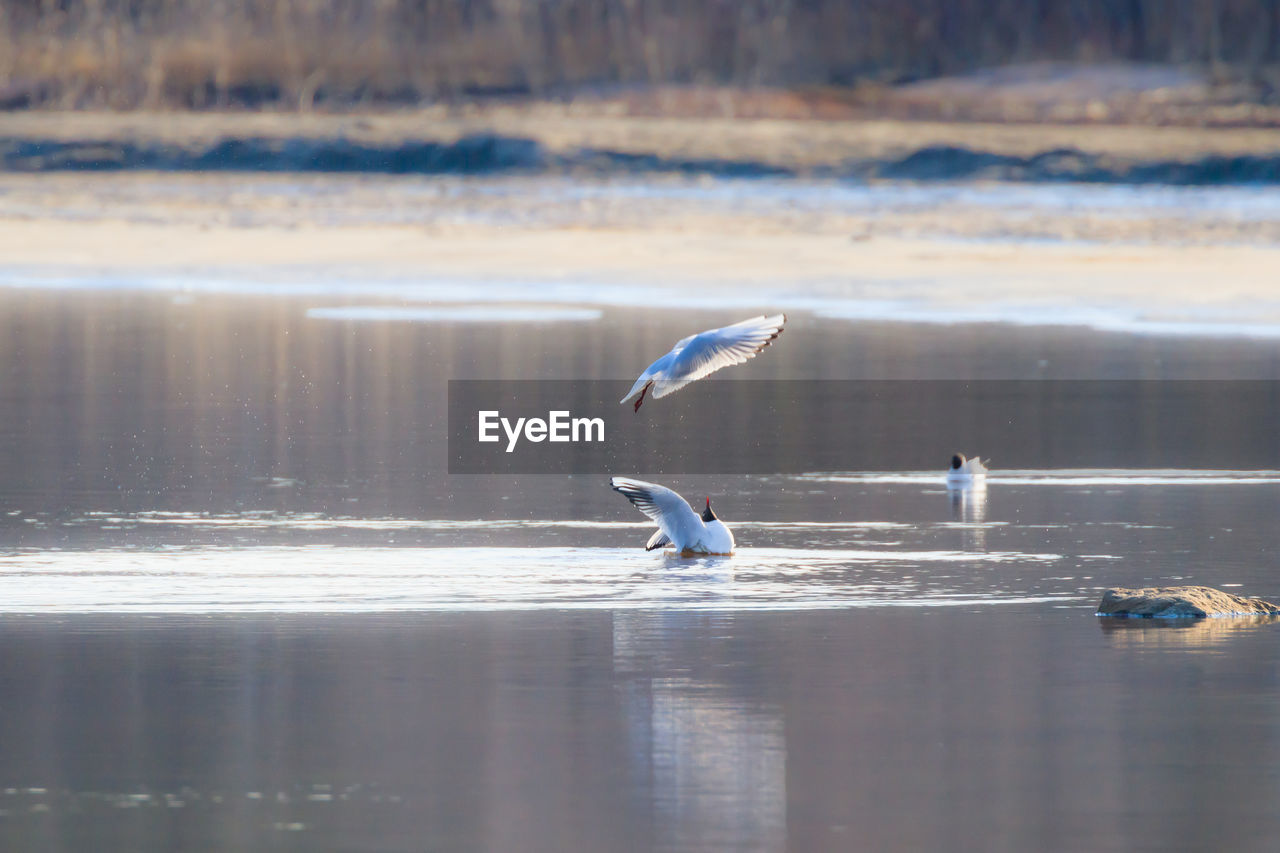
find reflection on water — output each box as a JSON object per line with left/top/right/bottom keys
{"left": 947, "top": 483, "right": 989, "bottom": 523}
{"left": 644, "top": 680, "right": 785, "bottom": 852}
{"left": 803, "top": 469, "right": 1280, "bottom": 485}
{"left": 615, "top": 613, "right": 785, "bottom": 851}
{"left": 4, "top": 285, "right": 1280, "bottom": 850}
{"left": 3, "top": 608, "right": 1280, "bottom": 851}
{"left": 1098, "top": 614, "right": 1280, "bottom": 650}
{"left": 947, "top": 482, "right": 989, "bottom": 551}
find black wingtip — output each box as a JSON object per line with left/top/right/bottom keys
{"left": 761, "top": 315, "right": 786, "bottom": 348}
{"left": 610, "top": 478, "right": 649, "bottom": 508}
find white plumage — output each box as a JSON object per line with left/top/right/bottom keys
{"left": 620, "top": 314, "right": 786, "bottom": 411}
{"left": 610, "top": 477, "right": 735, "bottom": 556}
{"left": 946, "top": 453, "right": 988, "bottom": 486}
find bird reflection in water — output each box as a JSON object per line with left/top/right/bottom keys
{"left": 612, "top": 612, "right": 786, "bottom": 851}
{"left": 947, "top": 480, "right": 989, "bottom": 552}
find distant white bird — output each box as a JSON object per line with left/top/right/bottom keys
{"left": 620, "top": 314, "right": 786, "bottom": 411}
{"left": 946, "top": 454, "right": 988, "bottom": 486}
{"left": 610, "top": 477, "right": 735, "bottom": 555}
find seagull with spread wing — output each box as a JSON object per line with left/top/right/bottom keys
{"left": 620, "top": 314, "right": 786, "bottom": 411}
{"left": 610, "top": 477, "right": 735, "bottom": 556}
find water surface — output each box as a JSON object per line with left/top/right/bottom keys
{"left": 2, "top": 237, "right": 1280, "bottom": 850}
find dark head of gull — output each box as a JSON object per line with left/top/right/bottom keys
{"left": 951, "top": 454, "right": 966, "bottom": 470}
{"left": 701, "top": 497, "right": 718, "bottom": 522}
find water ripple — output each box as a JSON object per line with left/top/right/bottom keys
{"left": 796, "top": 469, "right": 1280, "bottom": 485}
{"left": 0, "top": 545, "right": 1074, "bottom": 614}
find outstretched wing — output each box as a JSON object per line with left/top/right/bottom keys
{"left": 651, "top": 313, "right": 786, "bottom": 399}
{"left": 610, "top": 477, "right": 703, "bottom": 547}
{"left": 646, "top": 529, "right": 672, "bottom": 551}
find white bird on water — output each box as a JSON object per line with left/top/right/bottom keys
{"left": 610, "top": 477, "right": 735, "bottom": 556}
{"left": 620, "top": 314, "right": 786, "bottom": 411}
{"left": 946, "top": 453, "right": 988, "bottom": 486}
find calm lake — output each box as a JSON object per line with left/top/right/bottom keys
{"left": 2, "top": 232, "right": 1280, "bottom": 849}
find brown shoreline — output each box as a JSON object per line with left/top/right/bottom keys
{"left": 2, "top": 111, "right": 1278, "bottom": 332}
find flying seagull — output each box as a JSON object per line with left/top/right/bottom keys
{"left": 620, "top": 314, "right": 786, "bottom": 411}
{"left": 610, "top": 477, "right": 735, "bottom": 556}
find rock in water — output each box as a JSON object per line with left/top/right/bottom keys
{"left": 1097, "top": 586, "right": 1280, "bottom": 618}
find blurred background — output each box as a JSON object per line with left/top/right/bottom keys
{"left": 2, "top": 0, "right": 1279, "bottom": 531}
{"left": 1, "top": 0, "right": 1280, "bottom": 119}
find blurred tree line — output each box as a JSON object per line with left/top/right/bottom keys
{"left": 1, "top": 0, "right": 1279, "bottom": 108}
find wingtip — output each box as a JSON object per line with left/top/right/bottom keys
{"left": 760, "top": 313, "right": 786, "bottom": 347}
